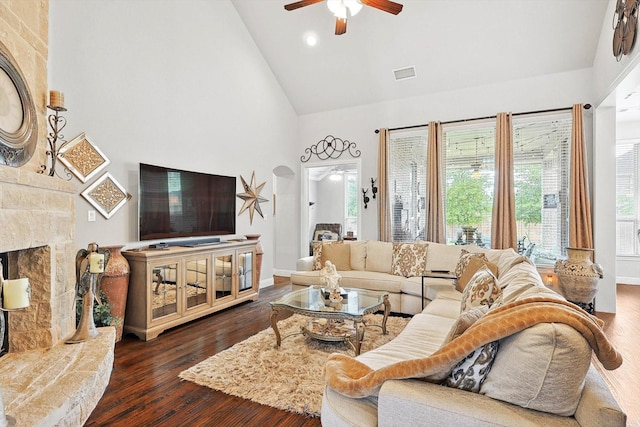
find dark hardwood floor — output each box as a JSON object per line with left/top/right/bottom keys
{"left": 86, "top": 280, "right": 320, "bottom": 427}
{"left": 86, "top": 280, "right": 640, "bottom": 427}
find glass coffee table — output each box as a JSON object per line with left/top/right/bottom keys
{"left": 269, "top": 287, "right": 390, "bottom": 355}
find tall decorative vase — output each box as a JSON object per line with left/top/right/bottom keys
{"left": 554, "top": 247, "right": 603, "bottom": 310}
{"left": 100, "top": 245, "right": 130, "bottom": 342}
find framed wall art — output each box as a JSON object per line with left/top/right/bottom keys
{"left": 81, "top": 172, "right": 130, "bottom": 219}
{"left": 57, "top": 132, "right": 110, "bottom": 183}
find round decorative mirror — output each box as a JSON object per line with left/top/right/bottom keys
{"left": 0, "top": 40, "right": 38, "bottom": 167}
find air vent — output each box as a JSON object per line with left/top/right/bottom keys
{"left": 393, "top": 66, "right": 417, "bottom": 81}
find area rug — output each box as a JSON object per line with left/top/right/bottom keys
{"left": 179, "top": 313, "right": 410, "bottom": 417}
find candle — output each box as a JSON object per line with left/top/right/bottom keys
{"left": 3, "top": 278, "right": 30, "bottom": 310}
{"left": 49, "top": 90, "right": 64, "bottom": 109}
{"left": 89, "top": 253, "right": 105, "bottom": 273}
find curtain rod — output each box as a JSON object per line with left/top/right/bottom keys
{"left": 373, "top": 104, "right": 592, "bottom": 134}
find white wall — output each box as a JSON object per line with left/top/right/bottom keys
{"left": 48, "top": 0, "right": 300, "bottom": 286}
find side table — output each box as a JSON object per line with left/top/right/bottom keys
{"left": 421, "top": 271, "right": 457, "bottom": 309}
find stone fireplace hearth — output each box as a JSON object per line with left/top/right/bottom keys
{"left": 0, "top": 166, "right": 115, "bottom": 426}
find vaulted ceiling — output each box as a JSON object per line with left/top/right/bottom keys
{"left": 231, "top": 0, "right": 610, "bottom": 116}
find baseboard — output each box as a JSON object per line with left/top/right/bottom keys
{"left": 259, "top": 276, "right": 274, "bottom": 289}
{"left": 272, "top": 268, "right": 295, "bottom": 277}
{"left": 616, "top": 276, "right": 640, "bottom": 285}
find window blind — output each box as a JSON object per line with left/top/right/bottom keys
{"left": 389, "top": 130, "right": 428, "bottom": 242}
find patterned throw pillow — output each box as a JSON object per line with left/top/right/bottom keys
{"left": 445, "top": 341, "right": 499, "bottom": 392}
{"left": 391, "top": 242, "right": 428, "bottom": 277}
{"left": 460, "top": 265, "right": 501, "bottom": 313}
{"left": 454, "top": 250, "right": 498, "bottom": 293}
{"left": 312, "top": 241, "right": 343, "bottom": 270}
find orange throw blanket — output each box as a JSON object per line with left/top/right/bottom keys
{"left": 323, "top": 297, "right": 622, "bottom": 398}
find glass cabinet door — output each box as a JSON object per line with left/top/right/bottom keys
{"left": 214, "top": 254, "right": 233, "bottom": 299}
{"left": 238, "top": 249, "right": 254, "bottom": 292}
{"left": 185, "top": 257, "right": 209, "bottom": 309}
{"left": 151, "top": 262, "right": 179, "bottom": 320}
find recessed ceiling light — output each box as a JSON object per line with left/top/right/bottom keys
{"left": 304, "top": 34, "right": 318, "bottom": 47}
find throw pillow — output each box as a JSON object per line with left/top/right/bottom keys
{"left": 443, "top": 305, "right": 489, "bottom": 345}
{"left": 445, "top": 341, "right": 499, "bottom": 393}
{"left": 321, "top": 243, "right": 352, "bottom": 271}
{"left": 424, "top": 242, "right": 463, "bottom": 273}
{"left": 347, "top": 241, "right": 367, "bottom": 270}
{"left": 454, "top": 250, "right": 498, "bottom": 293}
{"left": 312, "top": 241, "right": 343, "bottom": 270}
{"left": 460, "top": 266, "right": 501, "bottom": 313}
{"left": 364, "top": 241, "right": 393, "bottom": 273}
{"left": 390, "top": 242, "right": 428, "bottom": 277}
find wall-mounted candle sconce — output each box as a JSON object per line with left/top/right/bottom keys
{"left": 371, "top": 178, "right": 378, "bottom": 199}
{"left": 362, "top": 188, "right": 370, "bottom": 209}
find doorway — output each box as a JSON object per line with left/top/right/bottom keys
{"left": 300, "top": 159, "right": 361, "bottom": 257}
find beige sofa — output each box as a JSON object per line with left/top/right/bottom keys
{"left": 292, "top": 240, "right": 626, "bottom": 426}
{"left": 292, "top": 240, "right": 487, "bottom": 314}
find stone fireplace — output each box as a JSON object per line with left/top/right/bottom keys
{"left": 0, "top": 166, "right": 77, "bottom": 352}
{"left": 0, "top": 166, "right": 115, "bottom": 426}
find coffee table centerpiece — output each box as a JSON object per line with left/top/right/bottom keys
{"left": 269, "top": 287, "right": 390, "bottom": 355}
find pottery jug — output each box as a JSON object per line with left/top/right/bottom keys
{"left": 554, "top": 247, "right": 603, "bottom": 304}
{"left": 100, "top": 245, "right": 130, "bottom": 341}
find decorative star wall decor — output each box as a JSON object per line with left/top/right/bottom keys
{"left": 237, "top": 171, "right": 268, "bottom": 225}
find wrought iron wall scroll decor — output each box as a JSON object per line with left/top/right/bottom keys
{"left": 300, "top": 135, "right": 361, "bottom": 162}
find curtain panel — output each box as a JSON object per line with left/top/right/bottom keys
{"left": 491, "top": 112, "right": 517, "bottom": 250}
{"left": 569, "top": 104, "right": 594, "bottom": 250}
{"left": 426, "top": 121, "right": 445, "bottom": 242}
{"left": 377, "top": 128, "right": 392, "bottom": 242}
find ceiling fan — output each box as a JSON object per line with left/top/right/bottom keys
{"left": 284, "top": 0, "right": 403, "bottom": 35}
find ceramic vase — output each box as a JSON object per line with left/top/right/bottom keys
{"left": 100, "top": 245, "right": 130, "bottom": 341}
{"left": 554, "top": 247, "right": 603, "bottom": 304}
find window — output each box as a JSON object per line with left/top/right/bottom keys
{"left": 442, "top": 122, "right": 495, "bottom": 247}
{"left": 616, "top": 140, "right": 640, "bottom": 255}
{"left": 512, "top": 114, "right": 571, "bottom": 264}
{"left": 388, "top": 131, "right": 427, "bottom": 242}
{"left": 387, "top": 111, "right": 573, "bottom": 265}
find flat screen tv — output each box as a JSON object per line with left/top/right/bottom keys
{"left": 138, "top": 163, "right": 236, "bottom": 241}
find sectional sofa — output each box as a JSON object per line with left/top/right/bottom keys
{"left": 291, "top": 240, "right": 626, "bottom": 426}
{"left": 292, "top": 240, "right": 490, "bottom": 314}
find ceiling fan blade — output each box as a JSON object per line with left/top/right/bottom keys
{"left": 361, "top": 0, "right": 403, "bottom": 15}
{"left": 284, "top": 0, "right": 325, "bottom": 11}
{"left": 335, "top": 17, "right": 347, "bottom": 35}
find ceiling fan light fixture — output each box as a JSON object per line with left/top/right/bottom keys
{"left": 328, "top": 0, "right": 362, "bottom": 18}
{"left": 344, "top": 0, "right": 363, "bottom": 16}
